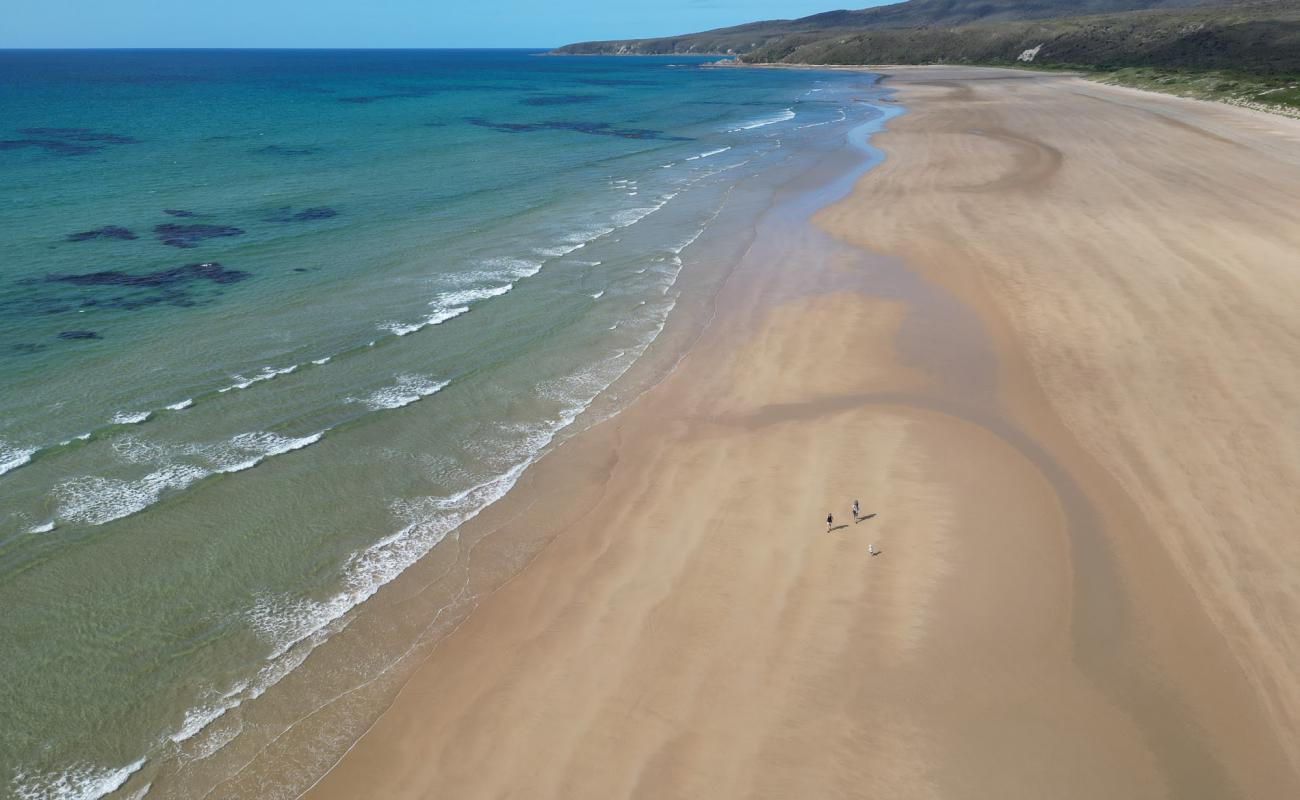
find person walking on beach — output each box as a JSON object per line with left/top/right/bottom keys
{"left": 826, "top": 513, "right": 834, "bottom": 533}
{"left": 852, "top": 499, "right": 860, "bottom": 523}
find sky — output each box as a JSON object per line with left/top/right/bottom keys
{"left": 3, "top": 1, "right": 892, "bottom": 49}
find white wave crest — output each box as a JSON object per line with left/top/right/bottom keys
{"left": 14, "top": 758, "right": 146, "bottom": 800}
{"left": 165, "top": 399, "right": 193, "bottom": 411}
{"left": 350, "top": 375, "right": 449, "bottom": 411}
{"left": 170, "top": 702, "right": 232, "bottom": 745}
{"left": 795, "top": 108, "right": 847, "bottom": 130}
{"left": 1, "top": 442, "right": 37, "bottom": 476}
{"left": 670, "top": 226, "right": 707, "bottom": 255}
{"left": 728, "top": 108, "right": 795, "bottom": 131}
{"left": 59, "top": 430, "right": 325, "bottom": 525}
{"left": 433, "top": 283, "right": 512, "bottom": 307}
{"left": 686, "top": 146, "right": 730, "bottom": 160}
{"left": 218, "top": 364, "right": 299, "bottom": 393}
{"left": 111, "top": 411, "right": 151, "bottom": 425}
{"left": 380, "top": 305, "right": 469, "bottom": 336}
{"left": 474, "top": 256, "right": 543, "bottom": 281}
{"left": 611, "top": 206, "right": 658, "bottom": 228}
{"left": 213, "top": 431, "right": 325, "bottom": 474}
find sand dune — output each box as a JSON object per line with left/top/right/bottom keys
{"left": 298, "top": 69, "right": 1300, "bottom": 799}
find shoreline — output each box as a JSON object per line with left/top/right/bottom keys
{"left": 258, "top": 67, "right": 1296, "bottom": 798}
{"left": 116, "top": 73, "right": 897, "bottom": 800}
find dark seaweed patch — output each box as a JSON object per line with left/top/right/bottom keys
{"left": 466, "top": 118, "right": 688, "bottom": 141}
{"left": 264, "top": 206, "right": 338, "bottom": 223}
{"left": 163, "top": 209, "right": 199, "bottom": 218}
{"left": 22, "top": 262, "right": 250, "bottom": 315}
{"left": 1, "top": 128, "right": 138, "bottom": 157}
{"left": 255, "top": 145, "right": 321, "bottom": 157}
{"left": 58, "top": 330, "right": 101, "bottom": 340}
{"left": 154, "top": 223, "right": 244, "bottom": 248}
{"left": 0, "top": 139, "right": 102, "bottom": 156}
{"left": 520, "top": 94, "right": 602, "bottom": 107}
{"left": 48, "top": 261, "right": 250, "bottom": 288}
{"left": 18, "top": 128, "right": 139, "bottom": 144}
{"left": 67, "top": 226, "right": 138, "bottom": 242}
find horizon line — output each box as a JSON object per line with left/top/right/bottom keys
{"left": 0, "top": 46, "right": 562, "bottom": 51}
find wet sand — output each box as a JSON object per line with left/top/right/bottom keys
{"left": 299, "top": 68, "right": 1300, "bottom": 799}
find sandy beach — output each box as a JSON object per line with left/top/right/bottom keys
{"left": 295, "top": 68, "right": 1300, "bottom": 799}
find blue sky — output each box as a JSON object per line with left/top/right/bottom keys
{"left": 4, "top": 1, "right": 891, "bottom": 48}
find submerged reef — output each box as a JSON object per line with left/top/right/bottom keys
{"left": 19, "top": 128, "right": 138, "bottom": 144}
{"left": 154, "top": 223, "right": 245, "bottom": 248}
{"left": 1, "top": 128, "right": 138, "bottom": 156}
{"left": 16, "top": 262, "right": 254, "bottom": 318}
{"left": 0, "top": 139, "right": 101, "bottom": 156}
{"left": 48, "top": 262, "right": 251, "bottom": 288}
{"left": 67, "top": 226, "right": 138, "bottom": 242}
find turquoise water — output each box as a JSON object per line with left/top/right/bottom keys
{"left": 0, "top": 50, "right": 884, "bottom": 799}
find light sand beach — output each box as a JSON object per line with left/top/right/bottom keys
{"left": 297, "top": 68, "right": 1300, "bottom": 799}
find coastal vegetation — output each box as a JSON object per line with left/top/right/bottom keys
{"left": 1093, "top": 67, "right": 1300, "bottom": 115}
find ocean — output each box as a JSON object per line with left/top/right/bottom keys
{"left": 0, "top": 50, "right": 887, "bottom": 799}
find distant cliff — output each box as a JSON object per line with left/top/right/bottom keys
{"left": 553, "top": 0, "right": 1300, "bottom": 75}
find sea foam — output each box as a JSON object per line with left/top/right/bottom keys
{"left": 57, "top": 430, "right": 326, "bottom": 525}
{"left": 14, "top": 758, "right": 145, "bottom": 800}
{"left": 0, "top": 442, "right": 38, "bottom": 476}
{"left": 110, "top": 411, "right": 151, "bottom": 425}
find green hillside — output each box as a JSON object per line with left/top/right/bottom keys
{"left": 554, "top": 0, "right": 1300, "bottom": 113}
{"left": 554, "top": 0, "right": 1299, "bottom": 74}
